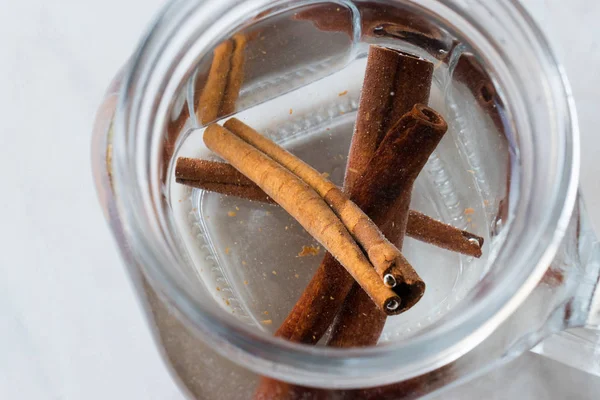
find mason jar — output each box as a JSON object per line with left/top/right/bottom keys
{"left": 92, "top": 0, "right": 600, "bottom": 398}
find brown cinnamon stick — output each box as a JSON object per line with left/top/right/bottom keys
{"left": 175, "top": 157, "right": 275, "bottom": 202}
{"left": 220, "top": 34, "right": 247, "bottom": 115}
{"left": 176, "top": 180, "right": 273, "bottom": 203}
{"left": 220, "top": 34, "right": 247, "bottom": 116}
{"left": 174, "top": 158, "right": 483, "bottom": 257}
{"left": 317, "top": 47, "right": 432, "bottom": 352}
{"left": 195, "top": 34, "right": 247, "bottom": 125}
{"left": 176, "top": 158, "right": 256, "bottom": 187}
{"left": 328, "top": 104, "right": 448, "bottom": 348}
{"left": 223, "top": 117, "right": 420, "bottom": 290}
{"left": 406, "top": 211, "right": 482, "bottom": 257}
{"left": 345, "top": 46, "right": 434, "bottom": 190}
{"left": 196, "top": 41, "right": 234, "bottom": 124}
{"left": 204, "top": 124, "right": 402, "bottom": 315}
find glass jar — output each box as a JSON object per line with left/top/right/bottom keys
{"left": 92, "top": 0, "right": 600, "bottom": 398}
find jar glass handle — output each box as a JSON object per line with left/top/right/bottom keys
{"left": 534, "top": 194, "right": 600, "bottom": 376}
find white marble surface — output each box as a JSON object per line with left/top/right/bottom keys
{"left": 0, "top": 1, "right": 598, "bottom": 399}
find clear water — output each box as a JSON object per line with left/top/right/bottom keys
{"left": 169, "top": 53, "right": 508, "bottom": 343}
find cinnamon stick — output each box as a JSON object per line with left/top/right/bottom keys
{"left": 345, "top": 46, "right": 433, "bottom": 190}
{"left": 203, "top": 124, "right": 402, "bottom": 315}
{"left": 316, "top": 48, "right": 434, "bottom": 351}
{"left": 176, "top": 180, "right": 273, "bottom": 203}
{"left": 175, "top": 157, "right": 275, "bottom": 202}
{"left": 174, "top": 158, "right": 483, "bottom": 257}
{"left": 196, "top": 40, "right": 234, "bottom": 125}
{"left": 406, "top": 211, "right": 483, "bottom": 257}
{"left": 220, "top": 34, "right": 247, "bottom": 116}
{"left": 327, "top": 105, "right": 448, "bottom": 348}
{"left": 223, "top": 118, "right": 420, "bottom": 290}
{"left": 176, "top": 157, "right": 256, "bottom": 187}
{"left": 195, "top": 35, "right": 247, "bottom": 125}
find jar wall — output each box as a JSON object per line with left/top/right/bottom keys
{"left": 103, "top": 0, "right": 579, "bottom": 392}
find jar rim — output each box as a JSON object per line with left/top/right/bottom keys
{"left": 111, "top": 0, "right": 579, "bottom": 388}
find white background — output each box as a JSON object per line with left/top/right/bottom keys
{"left": 0, "top": 0, "right": 598, "bottom": 399}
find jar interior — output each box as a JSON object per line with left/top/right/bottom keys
{"left": 164, "top": 1, "right": 514, "bottom": 346}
